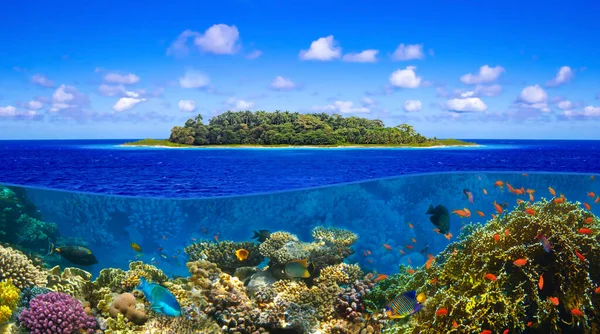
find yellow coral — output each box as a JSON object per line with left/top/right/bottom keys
{"left": 0, "top": 280, "right": 20, "bottom": 324}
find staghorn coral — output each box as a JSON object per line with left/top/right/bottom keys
{"left": 18, "top": 292, "right": 97, "bottom": 333}
{"left": 0, "top": 245, "right": 46, "bottom": 289}
{"left": 121, "top": 261, "right": 168, "bottom": 291}
{"left": 0, "top": 280, "right": 20, "bottom": 324}
{"left": 369, "top": 199, "right": 600, "bottom": 333}
{"left": 46, "top": 266, "right": 94, "bottom": 302}
{"left": 184, "top": 240, "right": 264, "bottom": 274}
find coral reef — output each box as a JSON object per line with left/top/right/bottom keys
{"left": 0, "top": 245, "right": 47, "bottom": 289}
{"left": 185, "top": 240, "right": 264, "bottom": 274}
{"left": 335, "top": 277, "right": 375, "bottom": 322}
{"left": 109, "top": 292, "right": 148, "bottom": 325}
{"left": 15, "top": 214, "right": 58, "bottom": 249}
{"left": 18, "top": 292, "right": 97, "bottom": 333}
{"left": 121, "top": 261, "right": 168, "bottom": 291}
{"left": 0, "top": 280, "right": 20, "bottom": 324}
{"left": 46, "top": 266, "right": 94, "bottom": 302}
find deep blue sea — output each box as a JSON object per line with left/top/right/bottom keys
{"left": 1, "top": 139, "right": 600, "bottom": 197}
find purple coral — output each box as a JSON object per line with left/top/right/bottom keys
{"left": 335, "top": 278, "right": 375, "bottom": 321}
{"left": 18, "top": 292, "right": 97, "bottom": 334}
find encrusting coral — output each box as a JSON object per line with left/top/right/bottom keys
{"left": 366, "top": 199, "right": 600, "bottom": 333}
{"left": 109, "top": 292, "right": 148, "bottom": 325}
{"left": 0, "top": 245, "right": 47, "bottom": 289}
{"left": 185, "top": 240, "right": 264, "bottom": 274}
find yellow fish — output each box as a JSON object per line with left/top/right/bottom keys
{"left": 235, "top": 248, "right": 249, "bottom": 261}
{"left": 130, "top": 242, "right": 142, "bottom": 253}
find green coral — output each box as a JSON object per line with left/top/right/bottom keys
{"left": 46, "top": 266, "right": 94, "bottom": 301}
{"left": 0, "top": 280, "right": 20, "bottom": 324}
{"left": 15, "top": 214, "right": 58, "bottom": 249}
{"left": 369, "top": 199, "right": 600, "bottom": 333}
{"left": 185, "top": 240, "right": 264, "bottom": 274}
{"left": 94, "top": 267, "right": 127, "bottom": 292}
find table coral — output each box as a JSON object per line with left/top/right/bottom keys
{"left": 0, "top": 245, "right": 47, "bottom": 289}
{"left": 185, "top": 240, "right": 264, "bottom": 274}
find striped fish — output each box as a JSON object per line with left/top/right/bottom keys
{"left": 385, "top": 290, "right": 422, "bottom": 319}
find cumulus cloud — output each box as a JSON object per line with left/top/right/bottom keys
{"left": 269, "top": 76, "right": 296, "bottom": 91}
{"left": 179, "top": 70, "right": 210, "bottom": 89}
{"left": 31, "top": 74, "right": 55, "bottom": 88}
{"left": 460, "top": 65, "right": 505, "bottom": 84}
{"left": 178, "top": 100, "right": 197, "bottom": 112}
{"left": 299, "top": 35, "right": 341, "bottom": 61}
{"left": 391, "top": 44, "right": 425, "bottom": 61}
{"left": 26, "top": 100, "right": 43, "bottom": 110}
{"left": 557, "top": 100, "right": 573, "bottom": 110}
{"left": 342, "top": 50, "right": 379, "bottom": 63}
{"left": 50, "top": 85, "right": 89, "bottom": 112}
{"left": 546, "top": 66, "right": 574, "bottom": 87}
{"left": 389, "top": 66, "right": 422, "bottom": 88}
{"left": 312, "top": 100, "right": 370, "bottom": 114}
{"left": 0, "top": 106, "right": 17, "bottom": 117}
{"left": 561, "top": 106, "right": 600, "bottom": 119}
{"left": 517, "top": 84, "right": 550, "bottom": 112}
{"left": 584, "top": 106, "right": 600, "bottom": 117}
{"left": 104, "top": 73, "right": 140, "bottom": 85}
{"left": 98, "top": 84, "right": 141, "bottom": 98}
{"left": 446, "top": 97, "right": 487, "bottom": 112}
{"left": 403, "top": 100, "right": 422, "bottom": 112}
{"left": 225, "top": 97, "right": 255, "bottom": 111}
{"left": 167, "top": 25, "right": 241, "bottom": 56}
{"left": 0, "top": 106, "right": 41, "bottom": 120}
{"left": 246, "top": 50, "right": 262, "bottom": 59}
{"left": 112, "top": 97, "right": 146, "bottom": 112}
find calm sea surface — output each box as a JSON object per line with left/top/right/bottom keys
{"left": 1, "top": 139, "right": 599, "bottom": 198}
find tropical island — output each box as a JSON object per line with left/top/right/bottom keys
{"left": 124, "top": 111, "right": 476, "bottom": 148}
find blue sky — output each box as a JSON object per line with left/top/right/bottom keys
{"left": 1, "top": 0, "right": 599, "bottom": 139}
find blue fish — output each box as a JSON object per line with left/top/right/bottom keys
{"left": 136, "top": 278, "right": 181, "bottom": 317}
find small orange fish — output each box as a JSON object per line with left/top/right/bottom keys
{"left": 517, "top": 199, "right": 525, "bottom": 204}
{"left": 571, "top": 308, "right": 584, "bottom": 316}
{"left": 506, "top": 183, "right": 514, "bottom": 192}
{"left": 523, "top": 173, "right": 528, "bottom": 176}
{"left": 503, "top": 330, "right": 509, "bottom": 334}
{"left": 526, "top": 188, "right": 535, "bottom": 194}
{"left": 505, "top": 229, "right": 510, "bottom": 237}
{"left": 407, "top": 269, "right": 415, "bottom": 274}
{"left": 588, "top": 192, "right": 596, "bottom": 198}
{"left": 592, "top": 175, "right": 596, "bottom": 180}
{"left": 493, "top": 233, "right": 500, "bottom": 242}
{"left": 578, "top": 228, "right": 592, "bottom": 235}
{"left": 430, "top": 278, "right": 437, "bottom": 284}
{"left": 538, "top": 274, "right": 544, "bottom": 290}
{"left": 549, "top": 297, "right": 559, "bottom": 305}
{"left": 529, "top": 193, "right": 535, "bottom": 202}
{"left": 399, "top": 249, "right": 406, "bottom": 255}
{"left": 367, "top": 250, "right": 372, "bottom": 255}
{"left": 495, "top": 181, "right": 504, "bottom": 189}
{"left": 452, "top": 320, "right": 458, "bottom": 328}
{"left": 484, "top": 273, "right": 497, "bottom": 281}
{"left": 595, "top": 286, "right": 600, "bottom": 294}
{"left": 584, "top": 202, "right": 591, "bottom": 210}
{"left": 576, "top": 251, "right": 586, "bottom": 261}
{"left": 383, "top": 244, "right": 392, "bottom": 250}
{"left": 493, "top": 201, "right": 503, "bottom": 214}
{"left": 214, "top": 234, "right": 219, "bottom": 242}
{"left": 585, "top": 217, "right": 594, "bottom": 224}
{"left": 476, "top": 210, "right": 485, "bottom": 217}
{"left": 549, "top": 186, "right": 556, "bottom": 196}
{"left": 596, "top": 196, "right": 600, "bottom": 204}
{"left": 425, "top": 254, "right": 435, "bottom": 269}
{"left": 527, "top": 321, "right": 533, "bottom": 327}
{"left": 363, "top": 251, "right": 368, "bottom": 257}
{"left": 525, "top": 208, "right": 535, "bottom": 216}
{"left": 405, "top": 245, "right": 414, "bottom": 249}
{"left": 444, "top": 232, "right": 453, "bottom": 240}
{"left": 483, "top": 188, "right": 488, "bottom": 195}
{"left": 367, "top": 259, "right": 373, "bottom": 264}
{"left": 513, "top": 258, "right": 528, "bottom": 266}
{"left": 408, "top": 223, "right": 414, "bottom": 228}
{"left": 191, "top": 237, "right": 197, "bottom": 241}
{"left": 435, "top": 308, "right": 448, "bottom": 316}
{"left": 452, "top": 209, "right": 470, "bottom": 218}
{"left": 235, "top": 248, "right": 249, "bottom": 261}
{"left": 411, "top": 237, "right": 417, "bottom": 243}
{"left": 374, "top": 274, "right": 388, "bottom": 283}
{"left": 553, "top": 197, "right": 565, "bottom": 204}
{"left": 481, "top": 330, "right": 492, "bottom": 334}
{"left": 162, "top": 235, "right": 167, "bottom": 240}
{"left": 492, "top": 214, "right": 497, "bottom": 219}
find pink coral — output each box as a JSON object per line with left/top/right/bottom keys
{"left": 18, "top": 292, "right": 96, "bottom": 334}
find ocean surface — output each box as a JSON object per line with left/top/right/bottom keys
{"left": 1, "top": 139, "right": 600, "bottom": 197}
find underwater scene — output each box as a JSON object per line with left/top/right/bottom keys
{"left": 1, "top": 171, "right": 600, "bottom": 333}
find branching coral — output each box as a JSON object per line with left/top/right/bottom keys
{"left": 185, "top": 240, "right": 264, "bottom": 274}
{"left": 18, "top": 292, "right": 97, "bottom": 333}
{"left": 368, "top": 199, "right": 600, "bottom": 333}
{"left": 0, "top": 245, "right": 47, "bottom": 289}
{"left": 259, "top": 232, "right": 305, "bottom": 264}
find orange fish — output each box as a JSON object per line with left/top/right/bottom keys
{"left": 452, "top": 320, "right": 458, "bottom": 328}
{"left": 452, "top": 209, "right": 470, "bottom": 218}
{"left": 445, "top": 232, "right": 453, "bottom": 240}
{"left": 408, "top": 223, "right": 414, "bottom": 228}
{"left": 405, "top": 245, "right": 414, "bottom": 249}
{"left": 399, "top": 249, "right": 405, "bottom": 255}
{"left": 588, "top": 192, "right": 596, "bottom": 198}
{"left": 592, "top": 175, "right": 596, "bottom": 180}
{"left": 513, "top": 258, "right": 528, "bottom": 266}
{"left": 548, "top": 186, "right": 556, "bottom": 196}
{"left": 529, "top": 193, "right": 534, "bottom": 202}
{"left": 476, "top": 210, "right": 485, "bottom": 217}
{"left": 435, "top": 308, "right": 448, "bottom": 316}
{"left": 553, "top": 197, "right": 565, "bottom": 204}
{"left": 549, "top": 297, "right": 559, "bottom": 306}
{"left": 526, "top": 188, "right": 535, "bottom": 194}
{"left": 503, "top": 330, "right": 509, "bottom": 334}
{"left": 383, "top": 244, "right": 392, "bottom": 250}
{"left": 493, "top": 201, "right": 503, "bottom": 214}
{"left": 596, "top": 196, "right": 600, "bottom": 204}
{"left": 538, "top": 274, "right": 544, "bottom": 290}
{"left": 576, "top": 251, "right": 586, "bottom": 261}
{"left": 571, "top": 308, "right": 584, "bottom": 316}
{"left": 493, "top": 233, "right": 500, "bottom": 242}
{"left": 235, "top": 248, "right": 249, "bottom": 261}
{"left": 578, "top": 228, "right": 592, "bottom": 235}
{"left": 367, "top": 259, "right": 373, "bottom": 264}
{"left": 505, "top": 229, "right": 510, "bottom": 236}
{"left": 483, "top": 188, "right": 488, "bottom": 195}
{"left": 367, "top": 250, "right": 372, "bottom": 255}
{"left": 374, "top": 274, "right": 388, "bottom": 283}
{"left": 522, "top": 173, "right": 528, "bottom": 177}
{"left": 481, "top": 331, "right": 492, "bottom": 334}
{"left": 363, "top": 251, "right": 368, "bottom": 257}
{"left": 495, "top": 181, "right": 504, "bottom": 189}
{"left": 430, "top": 278, "right": 437, "bottom": 284}
{"left": 484, "top": 273, "right": 497, "bottom": 281}
{"left": 585, "top": 217, "right": 594, "bottom": 224}
{"left": 594, "top": 286, "right": 600, "bottom": 294}
{"left": 492, "top": 214, "right": 497, "bottom": 219}
{"left": 527, "top": 321, "right": 533, "bottom": 327}
{"left": 517, "top": 199, "right": 525, "bottom": 204}
{"left": 407, "top": 269, "right": 415, "bottom": 274}
{"left": 411, "top": 237, "right": 417, "bottom": 243}
{"left": 425, "top": 254, "right": 435, "bottom": 269}
{"left": 214, "top": 234, "right": 219, "bottom": 241}
{"left": 584, "top": 202, "right": 591, "bottom": 210}
{"left": 525, "top": 208, "right": 535, "bottom": 215}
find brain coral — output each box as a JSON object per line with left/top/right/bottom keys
{"left": 0, "top": 245, "right": 47, "bottom": 289}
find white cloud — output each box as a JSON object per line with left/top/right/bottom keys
{"left": 195, "top": 24, "right": 240, "bottom": 55}
{"left": 458, "top": 84, "right": 503, "bottom": 98}
{"left": 246, "top": 50, "right": 262, "bottom": 59}
{"left": 557, "top": 100, "right": 573, "bottom": 110}
{"left": 391, "top": 44, "right": 425, "bottom": 61}
{"left": 446, "top": 97, "right": 487, "bottom": 112}
{"left": 178, "top": 100, "right": 197, "bottom": 112}
{"left": 583, "top": 106, "right": 600, "bottom": 117}
{"left": 179, "top": 70, "right": 210, "bottom": 89}
{"left": 166, "top": 30, "right": 200, "bottom": 56}
{"left": 403, "top": 100, "right": 422, "bottom": 112}
{"left": 270, "top": 76, "right": 296, "bottom": 91}
{"left": 546, "top": 66, "right": 574, "bottom": 87}
{"left": 0, "top": 106, "right": 17, "bottom": 117}
{"left": 31, "top": 74, "right": 55, "bottom": 88}
{"left": 98, "top": 84, "right": 140, "bottom": 98}
{"left": 299, "top": 35, "right": 341, "bottom": 61}
{"left": 389, "top": 66, "right": 422, "bottom": 88}
{"left": 104, "top": 73, "right": 140, "bottom": 85}
{"left": 362, "top": 97, "right": 376, "bottom": 106}
{"left": 26, "top": 100, "right": 43, "bottom": 110}
{"left": 519, "top": 84, "right": 547, "bottom": 104}
{"left": 342, "top": 50, "right": 379, "bottom": 63}
{"left": 226, "top": 98, "right": 255, "bottom": 111}
{"left": 460, "top": 65, "right": 505, "bottom": 84}
{"left": 112, "top": 97, "right": 146, "bottom": 112}
{"left": 313, "top": 100, "right": 370, "bottom": 114}
{"left": 52, "top": 85, "right": 74, "bottom": 104}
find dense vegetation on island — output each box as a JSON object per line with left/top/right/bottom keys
{"left": 151, "top": 111, "right": 469, "bottom": 147}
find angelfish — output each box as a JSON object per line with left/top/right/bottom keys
{"left": 535, "top": 233, "right": 551, "bottom": 253}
